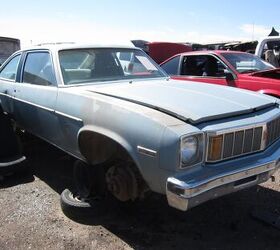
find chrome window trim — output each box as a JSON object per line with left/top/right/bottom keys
{"left": 0, "top": 92, "right": 12, "bottom": 98}
{"left": 0, "top": 77, "right": 17, "bottom": 83}
{"left": 13, "top": 97, "right": 54, "bottom": 113}
{"left": 20, "top": 50, "right": 58, "bottom": 86}
{"left": 12, "top": 97, "right": 82, "bottom": 122}
{"left": 55, "top": 110, "right": 82, "bottom": 122}
{"left": 0, "top": 53, "right": 22, "bottom": 82}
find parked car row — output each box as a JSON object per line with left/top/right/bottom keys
{"left": 0, "top": 43, "right": 280, "bottom": 218}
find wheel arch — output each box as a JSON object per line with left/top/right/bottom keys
{"left": 77, "top": 125, "right": 140, "bottom": 169}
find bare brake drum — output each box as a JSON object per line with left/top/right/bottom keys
{"left": 105, "top": 163, "right": 142, "bottom": 202}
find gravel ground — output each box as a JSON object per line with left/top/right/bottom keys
{"left": 1, "top": 136, "right": 280, "bottom": 250}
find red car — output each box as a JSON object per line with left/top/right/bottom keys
{"left": 160, "top": 50, "right": 280, "bottom": 98}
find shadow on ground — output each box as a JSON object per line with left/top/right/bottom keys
{"left": 11, "top": 135, "right": 280, "bottom": 249}
{"left": 0, "top": 170, "right": 35, "bottom": 189}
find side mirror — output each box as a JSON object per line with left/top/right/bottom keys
{"left": 224, "top": 69, "right": 234, "bottom": 81}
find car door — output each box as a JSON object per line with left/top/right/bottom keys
{"left": 0, "top": 53, "right": 21, "bottom": 114}
{"left": 173, "top": 55, "right": 235, "bottom": 86}
{"left": 13, "top": 50, "right": 59, "bottom": 144}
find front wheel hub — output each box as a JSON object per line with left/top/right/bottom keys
{"left": 105, "top": 164, "right": 138, "bottom": 201}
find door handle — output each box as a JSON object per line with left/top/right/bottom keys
{"left": 4, "top": 90, "right": 8, "bottom": 94}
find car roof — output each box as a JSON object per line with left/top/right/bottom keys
{"left": 177, "top": 50, "right": 251, "bottom": 56}
{"left": 160, "top": 50, "right": 253, "bottom": 65}
{"left": 19, "top": 43, "right": 138, "bottom": 53}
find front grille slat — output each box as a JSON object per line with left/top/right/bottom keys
{"left": 276, "top": 119, "right": 280, "bottom": 139}
{"left": 243, "top": 129, "right": 253, "bottom": 153}
{"left": 233, "top": 131, "right": 244, "bottom": 156}
{"left": 223, "top": 133, "right": 234, "bottom": 158}
{"left": 267, "top": 117, "right": 280, "bottom": 145}
{"left": 252, "top": 127, "right": 263, "bottom": 151}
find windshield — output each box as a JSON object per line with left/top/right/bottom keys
{"left": 59, "top": 48, "right": 167, "bottom": 85}
{"left": 221, "top": 52, "right": 275, "bottom": 73}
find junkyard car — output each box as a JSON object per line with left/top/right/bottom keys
{"left": 161, "top": 50, "right": 280, "bottom": 98}
{"left": 1, "top": 44, "right": 280, "bottom": 211}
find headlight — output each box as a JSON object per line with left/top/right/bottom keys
{"left": 180, "top": 134, "right": 204, "bottom": 168}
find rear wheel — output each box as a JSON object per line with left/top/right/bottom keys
{"left": 60, "top": 189, "right": 95, "bottom": 220}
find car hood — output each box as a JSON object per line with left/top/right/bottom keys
{"left": 85, "top": 79, "right": 277, "bottom": 124}
{"left": 249, "top": 68, "right": 280, "bottom": 79}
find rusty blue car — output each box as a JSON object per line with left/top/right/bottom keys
{"left": 0, "top": 44, "right": 280, "bottom": 212}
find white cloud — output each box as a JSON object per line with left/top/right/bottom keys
{"left": 240, "top": 24, "right": 271, "bottom": 39}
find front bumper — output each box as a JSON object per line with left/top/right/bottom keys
{"left": 166, "top": 142, "right": 280, "bottom": 211}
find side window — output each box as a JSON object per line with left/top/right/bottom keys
{"left": 160, "top": 56, "right": 180, "bottom": 75}
{"left": 182, "top": 55, "right": 226, "bottom": 77}
{"left": 23, "top": 52, "right": 56, "bottom": 86}
{"left": 181, "top": 56, "right": 201, "bottom": 76}
{"left": 0, "top": 54, "right": 20, "bottom": 81}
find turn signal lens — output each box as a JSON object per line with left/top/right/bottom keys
{"left": 208, "top": 135, "right": 223, "bottom": 161}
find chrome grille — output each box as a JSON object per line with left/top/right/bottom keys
{"left": 207, "top": 126, "right": 263, "bottom": 162}
{"left": 207, "top": 115, "right": 280, "bottom": 163}
{"left": 267, "top": 116, "right": 280, "bottom": 146}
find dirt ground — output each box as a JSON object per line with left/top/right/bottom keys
{"left": 1, "top": 136, "right": 280, "bottom": 250}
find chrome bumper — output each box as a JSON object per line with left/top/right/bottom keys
{"left": 166, "top": 156, "right": 280, "bottom": 211}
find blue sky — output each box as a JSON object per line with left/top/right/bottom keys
{"left": 1, "top": 0, "right": 279, "bottom": 47}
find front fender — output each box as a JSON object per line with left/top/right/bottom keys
{"left": 77, "top": 124, "right": 165, "bottom": 192}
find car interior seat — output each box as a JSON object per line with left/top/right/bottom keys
{"left": 203, "top": 57, "right": 218, "bottom": 77}
{"left": 181, "top": 57, "right": 200, "bottom": 76}
{"left": 265, "top": 50, "right": 279, "bottom": 67}
{"left": 93, "top": 52, "right": 124, "bottom": 79}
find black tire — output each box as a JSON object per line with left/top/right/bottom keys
{"left": 60, "top": 189, "right": 94, "bottom": 221}
{"left": 60, "top": 189, "right": 110, "bottom": 223}
{"left": 73, "top": 160, "right": 106, "bottom": 198}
